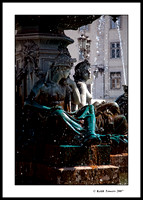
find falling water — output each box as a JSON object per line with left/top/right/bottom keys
{"left": 92, "top": 15, "right": 106, "bottom": 100}
{"left": 96, "top": 15, "right": 105, "bottom": 65}
{"left": 116, "top": 20, "right": 127, "bottom": 86}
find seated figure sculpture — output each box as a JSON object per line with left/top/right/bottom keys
{"left": 25, "top": 53, "right": 101, "bottom": 146}
{"left": 73, "top": 59, "right": 128, "bottom": 149}
{"left": 73, "top": 59, "right": 92, "bottom": 110}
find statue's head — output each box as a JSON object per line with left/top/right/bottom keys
{"left": 54, "top": 52, "right": 74, "bottom": 68}
{"left": 50, "top": 52, "right": 75, "bottom": 80}
{"left": 74, "top": 59, "right": 91, "bottom": 82}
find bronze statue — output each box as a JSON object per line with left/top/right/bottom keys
{"left": 23, "top": 55, "right": 128, "bottom": 149}
{"left": 25, "top": 54, "right": 102, "bottom": 146}
{"left": 32, "top": 54, "right": 81, "bottom": 112}
{"left": 73, "top": 59, "right": 128, "bottom": 147}
{"left": 93, "top": 101, "right": 128, "bottom": 135}
{"left": 73, "top": 59, "right": 92, "bottom": 110}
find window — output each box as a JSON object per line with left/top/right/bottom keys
{"left": 110, "top": 16, "right": 121, "bottom": 29}
{"left": 110, "top": 72, "right": 121, "bottom": 89}
{"left": 110, "top": 42, "right": 120, "bottom": 59}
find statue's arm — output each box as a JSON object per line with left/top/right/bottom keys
{"left": 66, "top": 78, "right": 81, "bottom": 105}
{"left": 77, "top": 82, "right": 87, "bottom": 107}
{"left": 86, "top": 85, "right": 92, "bottom": 104}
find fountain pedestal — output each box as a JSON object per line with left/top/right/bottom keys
{"left": 16, "top": 143, "right": 121, "bottom": 185}
{"left": 36, "top": 164, "right": 119, "bottom": 185}
{"left": 35, "top": 144, "right": 111, "bottom": 167}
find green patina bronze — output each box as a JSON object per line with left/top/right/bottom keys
{"left": 25, "top": 99, "right": 128, "bottom": 146}
{"left": 24, "top": 56, "right": 128, "bottom": 147}
{"left": 25, "top": 99, "right": 101, "bottom": 145}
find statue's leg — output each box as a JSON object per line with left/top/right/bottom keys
{"left": 51, "top": 108, "right": 84, "bottom": 137}
{"left": 80, "top": 105, "right": 101, "bottom": 144}
{"left": 84, "top": 105, "right": 96, "bottom": 135}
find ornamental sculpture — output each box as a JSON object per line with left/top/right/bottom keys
{"left": 22, "top": 57, "right": 128, "bottom": 148}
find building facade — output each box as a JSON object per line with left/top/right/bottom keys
{"left": 65, "top": 15, "right": 128, "bottom": 101}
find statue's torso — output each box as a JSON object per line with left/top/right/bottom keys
{"left": 35, "top": 82, "right": 66, "bottom": 108}
{"left": 76, "top": 81, "right": 92, "bottom": 108}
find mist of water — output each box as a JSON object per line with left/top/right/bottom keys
{"left": 116, "top": 20, "right": 127, "bottom": 86}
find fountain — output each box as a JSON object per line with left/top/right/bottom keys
{"left": 15, "top": 15, "right": 128, "bottom": 185}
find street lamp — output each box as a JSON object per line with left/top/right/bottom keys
{"left": 86, "top": 37, "right": 91, "bottom": 52}
{"left": 78, "top": 34, "right": 87, "bottom": 50}
{"left": 78, "top": 35, "right": 91, "bottom": 60}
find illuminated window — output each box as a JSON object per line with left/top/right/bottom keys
{"left": 110, "top": 72, "right": 121, "bottom": 89}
